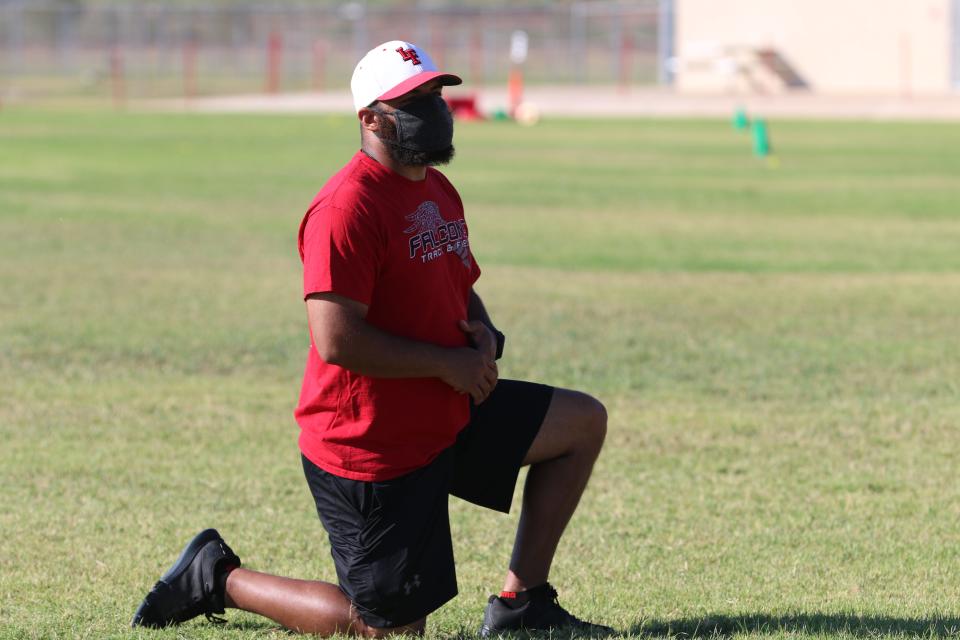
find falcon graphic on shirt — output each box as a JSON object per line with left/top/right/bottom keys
{"left": 403, "top": 201, "right": 445, "bottom": 236}
{"left": 404, "top": 201, "right": 471, "bottom": 268}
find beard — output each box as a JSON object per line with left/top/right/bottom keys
{"left": 375, "top": 112, "right": 456, "bottom": 167}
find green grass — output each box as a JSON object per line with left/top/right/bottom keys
{"left": 2, "top": 109, "right": 960, "bottom": 639}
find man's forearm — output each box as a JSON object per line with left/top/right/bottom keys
{"left": 307, "top": 293, "right": 495, "bottom": 400}
{"left": 318, "top": 314, "right": 454, "bottom": 379}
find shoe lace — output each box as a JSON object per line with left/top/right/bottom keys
{"left": 546, "top": 585, "right": 561, "bottom": 604}
{"left": 545, "top": 585, "right": 593, "bottom": 629}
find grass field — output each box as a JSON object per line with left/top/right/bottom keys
{"left": 2, "top": 109, "right": 960, "bottom": 640}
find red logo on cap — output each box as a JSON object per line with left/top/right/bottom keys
{"left": 396, "top": 47, "right": 422, "bottom": 66}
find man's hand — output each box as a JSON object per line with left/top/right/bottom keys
{"left": 440, "top": 346, "right": 498, "bottom": 404}
{"left": 305, "top": 295, "right": 499, "bottom": 402}
{"left": 443, "top": 319, "right": 499, "bottom": 404}
{"left": 459, "top": 319, "right": 497, "bottom": 362}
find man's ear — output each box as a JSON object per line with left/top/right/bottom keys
{"left": 358, "top": 107, "right": 380, "bottom": 132}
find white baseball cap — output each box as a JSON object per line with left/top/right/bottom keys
{"left": 350, "top": 40, "right": 462, "bottom": 112}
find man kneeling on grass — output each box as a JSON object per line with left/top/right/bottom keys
{"left": 131, "top": 40, "right": 612, "bottom": 637}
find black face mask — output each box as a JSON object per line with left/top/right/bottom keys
{"left": 374, "top": 94, "right": 454, "bottom": 158}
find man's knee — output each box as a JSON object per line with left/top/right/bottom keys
{"left": 350, "top": 602, "right": 425, "bottom": 638}
{"left": 359, "top": 617, "right": 425, "bottom": 638}
{"left": 564, "top": 390, "right": 607, "bottom": 455}
{"left": 526, "top": 389, "right": 608, "bottom": 465}
{"left": 581, "top": 393, "right": 607, "bottom": 454}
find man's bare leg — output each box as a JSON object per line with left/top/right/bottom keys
{"left": 502, "top": 389, "right": 607, "bottom": 592}
{"left": 225, "top": 568, "right": 426, "bottom": 637}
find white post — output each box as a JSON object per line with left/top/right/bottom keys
{"left": 952, "top": 0, "right": 960, "bottom": 90}
{"left": 657, "top": 0, "right": 675, "bottom": 85}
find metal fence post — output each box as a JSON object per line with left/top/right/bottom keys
{"left": 657, "top": 0, "right": 675, "bottom": 85}
{"left": 611, "top": 11, "right": 623, "bottom": 89}
{"left": 7, "top": 1, "right": 24, "bottom": 78}
{"left": 952, "top": 0, "right": 960, "bottom": 90}
{"left": 570, "top": 2, "right": 586, "bottom": 83}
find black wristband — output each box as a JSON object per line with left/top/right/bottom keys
{"left": 493, "top": 330, "right": 505, "bottom": 360}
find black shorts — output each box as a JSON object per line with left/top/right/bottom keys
{"left": 301, "top": 379, "right": 554, "bottom": 629}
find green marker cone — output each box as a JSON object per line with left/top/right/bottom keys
{"left": 752, "top": 118, "right": 771, "bottom": 157}
{"left": 733, "top": 107, "right": 749, "bottom": 131}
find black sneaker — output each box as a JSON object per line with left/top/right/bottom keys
{"left": 130, "top": 528, "right": 241, "bottom": 628}
{"left": 479, "top": 583, "right": 614, "bottom": 637}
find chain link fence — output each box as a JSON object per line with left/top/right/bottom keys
{"left": 0, "top": 1, "right": 674, "bottom": 101}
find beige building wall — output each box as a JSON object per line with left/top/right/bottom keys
{"left": 676, "top": 0, "right": 954, "bottom": 95}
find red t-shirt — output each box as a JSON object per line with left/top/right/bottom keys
{"left": 295, "top": 151, "right": 482, "bottom": 481}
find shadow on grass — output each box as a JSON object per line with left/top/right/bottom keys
{"left": 632, "top": 613, "right": 960, "bottom": 638}
{"left": 216, "top": 613, "right": 960, "bottom": 639}
{"left": 223, "top": 617, "right": 288, "bottom": 633}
